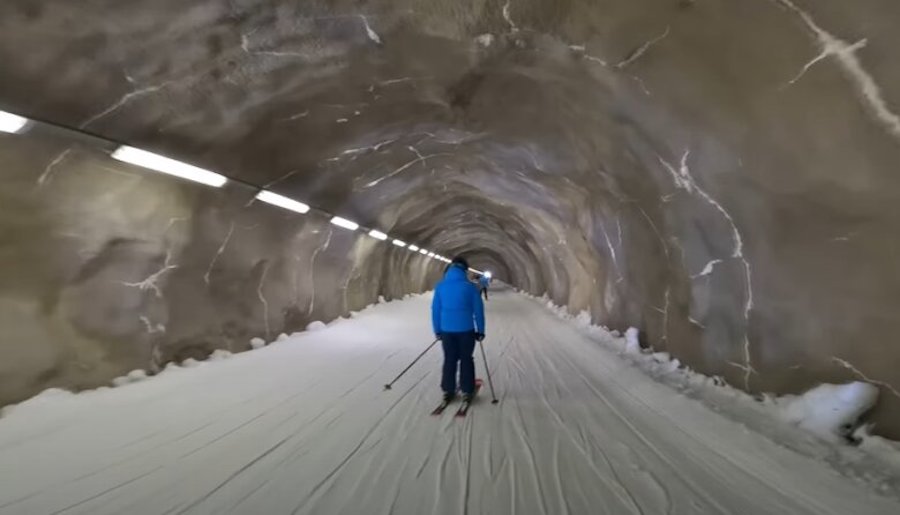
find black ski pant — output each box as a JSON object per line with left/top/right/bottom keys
{"left": 481, "top": 287, "right": 488, "bottom": 300}
{"left": 441, "top": 331, "right": 476, "bottom": 395}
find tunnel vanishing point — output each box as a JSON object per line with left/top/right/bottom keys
{"left": 1, "top": 0, "right": 900, "bottom": 438}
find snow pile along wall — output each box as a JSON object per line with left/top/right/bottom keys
{"left": 776, "top": 382, "right": 879, "bottom": 442}
{"left": 528, "top": 292, "right": 885, "bottom": 445}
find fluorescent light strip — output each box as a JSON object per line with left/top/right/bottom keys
{"left": 368, "top": 229, "right": 388, "bottom": 241}
{"left": 408, "top": 245, "right": 420, "bottom": 252}
{"left": 427, "top": 252, "right": 435, "bottom": 258}
{"left": 0, "top": 110, "right": 28, "bottom": 134}
{"left": 330, "top": 216, "right": 359, "bottom": 231}
{"left": 419, "top": 249, "right": 429, "bottom": 255}
{"left": 392, "top": 239, "right": 407, "bottom": 247}
{"left": 111, "top": 145, "right": 227, "bottom": 187}
{"left": 255, "top": 190, "right": 310, "bottom": 214}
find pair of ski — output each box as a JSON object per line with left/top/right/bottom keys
{"left": 431, "top": 379, "right": 483, "bottom": 418}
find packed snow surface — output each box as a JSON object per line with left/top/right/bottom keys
{"left": 0, "top": 288, "right": 898, "bottom": 514}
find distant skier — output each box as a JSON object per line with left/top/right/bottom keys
{"left": 478, "top": 273, "right": 491, "bottom": 301}
{"left": 432, "top": 256, "right": 485, "bottom": 404}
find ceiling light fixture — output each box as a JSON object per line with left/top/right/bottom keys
{"left": 0, "top": 110, "right": 29, "bottom": 134}
{"left": 255, "top": 190, "right": 310, "bottom": 214}
{"left": 111, "top": 145, "right": 228, "bottom": 187}
{"left": 330, "top": 216, "right": 359, "bottom": 231}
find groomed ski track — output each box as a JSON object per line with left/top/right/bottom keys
{"left": 0, "top": 288, "right": 897, "bottom": 514}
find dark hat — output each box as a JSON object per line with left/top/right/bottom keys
{"left": 450, "top": 256, "right": 469, "bottom": 270}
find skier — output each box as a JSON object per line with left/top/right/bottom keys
{"left": 478, "top": 273, "right": 491, "bottom": 300}
{"left": 432, "top": 256, "right": 485, "bottom": 405}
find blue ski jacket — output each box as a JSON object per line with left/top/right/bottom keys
{"left": 478, "top": 276, "right": 490, "bottom": 288}
{"left": 432, "top": 265, "right": 485, "bottom": 335}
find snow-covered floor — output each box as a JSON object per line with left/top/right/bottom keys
{"left": 1, "top": 288, "right": 899, "bottom": 514}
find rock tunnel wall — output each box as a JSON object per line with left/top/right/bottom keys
{"left": 0, "top": 124, "right": 444, "bottom": 408}
{"left": 1, "top": 0, "right": 900, "bottom": 437}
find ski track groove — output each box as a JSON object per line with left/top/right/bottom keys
{"left": 48, "top": 467, "right": 162, "bottom": 515}
{"left": 174, "top": 431, "right": 296, "bottom": 514}
{"left": 461, "top": 413, "right": 474, "bottom": 515}
{"left": 586, "top": 350, "right": 818, "bottom": 511}
{"left": 291, "top": 372, "right": 427, "bottom": 515}
{"left": 537, "top": 331, "right": 649, "bottom": 514}
{"left": 435, "top": 433, "right": 455, "bottom": 504}
{"left": 540, "top": 373, "right": 643, "bottom": 513}
{"left": 483, "top": 429, "right": 494, "bottom": 479}
{"left": 179, "top": 409, "right": 271, "bottom": 459}
{"left": 569, "top": 350, "right": 729, "bottom": 512}
{"left": 519, "top": 318, "right": 642, "bottom": 513}
{"left": 548, "top": 326, "right": 791, "bottom": 510}
{"left": 550, "top": 437, "right": 572, "bottom": 515}
{"left": 509, "top": 387, "right": 550, "bottom": 515}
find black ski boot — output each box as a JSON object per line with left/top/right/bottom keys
{"left": 443, "top": 391, "right": 456, "bottom": 403}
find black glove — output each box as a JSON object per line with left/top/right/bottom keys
{"left": 475, "top": 333, "right": 485, "bottom": 342}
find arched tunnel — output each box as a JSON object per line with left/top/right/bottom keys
{"left": 2, "top": 0, "right": 900, "bottom": 513}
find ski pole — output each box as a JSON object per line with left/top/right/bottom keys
{"left": 383, "top": 338, "right": 440, "bottom": 390}
{"left": 478, "top": 339, "right": 499, "bottom": 404}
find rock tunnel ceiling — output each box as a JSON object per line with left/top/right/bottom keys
{"left": 2, "top": 0, "right": 900, "bottom": 436}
